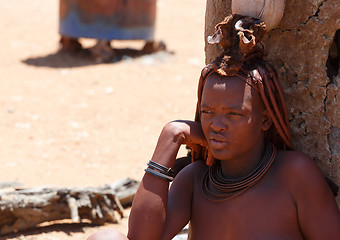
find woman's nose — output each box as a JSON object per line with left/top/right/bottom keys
{"left": 210, "top": 116, "right": 227, "bottom": 132}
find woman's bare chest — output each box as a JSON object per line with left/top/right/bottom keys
{"left": 189, "top": 175, "right": 302, "bottom": 240}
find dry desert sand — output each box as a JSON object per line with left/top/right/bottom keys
{"left": 0, "top": 0, "right": 206, "bottom": 239}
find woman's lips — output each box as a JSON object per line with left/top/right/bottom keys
{"left": 209, "top": 138, "right": 229, "bottom": 149}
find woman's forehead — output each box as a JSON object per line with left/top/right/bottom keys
{"left": 204, "top": 74, "right": 250, "bottom": 94}
{"left": 202, "top": 73, "right": 263, "bottom": 108}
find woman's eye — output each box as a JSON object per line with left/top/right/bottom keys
{"left": 229, "top": 112, "right": 242, "bottom": 116}
{"left": 201, "top": 110, "right": 213, "bottom": 114}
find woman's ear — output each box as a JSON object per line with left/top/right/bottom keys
{"left": 261, "top": 110, "right": 272, "bottom": 131}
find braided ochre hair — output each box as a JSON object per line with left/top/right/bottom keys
{"left": 192, "top": 14, "right": 292, "bottom": 166}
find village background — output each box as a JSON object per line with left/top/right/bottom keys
{"left": 0, "top": 0, "right": 205, "bottom": 239}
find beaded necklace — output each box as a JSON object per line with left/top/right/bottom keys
{"left": 201, "top": 143, "right": 277, "bottom": 201}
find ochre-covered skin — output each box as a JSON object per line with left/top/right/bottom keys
{"left": 87, "top": 14, "right": 340, "bottom": 240}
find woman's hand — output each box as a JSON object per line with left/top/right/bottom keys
{"left": 175, "top": 120, "right": 208, "bottom": 154}
{"left": 151, "top": 120, "right": 207, "bottom": 168}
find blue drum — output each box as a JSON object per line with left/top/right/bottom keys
{"left": 59, "top": 0, "right": 156, "bottom": 40}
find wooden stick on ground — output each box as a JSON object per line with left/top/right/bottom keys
{"left": 0, "top": 178, "right": 139, "bottom": 236}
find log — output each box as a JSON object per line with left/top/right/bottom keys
{"left": 0, "top": 178, "right": 139, "bottom": 236}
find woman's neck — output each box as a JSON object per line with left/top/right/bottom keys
{"left": 219, "top": 142, "right": 266, "bottom": 179}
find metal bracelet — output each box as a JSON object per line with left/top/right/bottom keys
{"left": 147, "top": 163, "right": 174, "bottom": 178}
{"left": 145, "top": 167, "right": 174, "bottom": 182}
{"left": 148, "top": 160, "right": 175, "bottom": 176}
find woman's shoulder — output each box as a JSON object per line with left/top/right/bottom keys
{"left": 186, "top": 159, "right": 208, "bottom": 175}
{"left": 274, "top": 149, "right": 333, "bottom": 197}
{"left": 170, "top": 160, "right": 208, "bottom": 199}
{"left": 173, "top": 159, "right": 208, "bottom": 182}
{"left": 276, "top": 149, "right": 319, "bottom": 174}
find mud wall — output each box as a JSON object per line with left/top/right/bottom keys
{"left": 205, "top": 0, "right": 340, "bottom": 205}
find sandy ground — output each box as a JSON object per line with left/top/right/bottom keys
{"left": 0, "top": 0, "right": 206, "bottom": 239}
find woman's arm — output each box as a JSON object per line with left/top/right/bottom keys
{"left": 127, "top": 121, "right": 206, "bottom": 240}
{"left": 287, "top": 152, "right": 340, "bottom": 239}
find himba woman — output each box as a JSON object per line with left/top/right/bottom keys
{"left": 88, "top": 14, "right": 340, "bottom": 240}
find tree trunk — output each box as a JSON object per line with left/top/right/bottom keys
{"left": 205, "top": 0, "right": 340, "bottom": 206}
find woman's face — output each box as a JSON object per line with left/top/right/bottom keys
{"left": 200, "top": 73, "right": 268, "bottom": 161}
